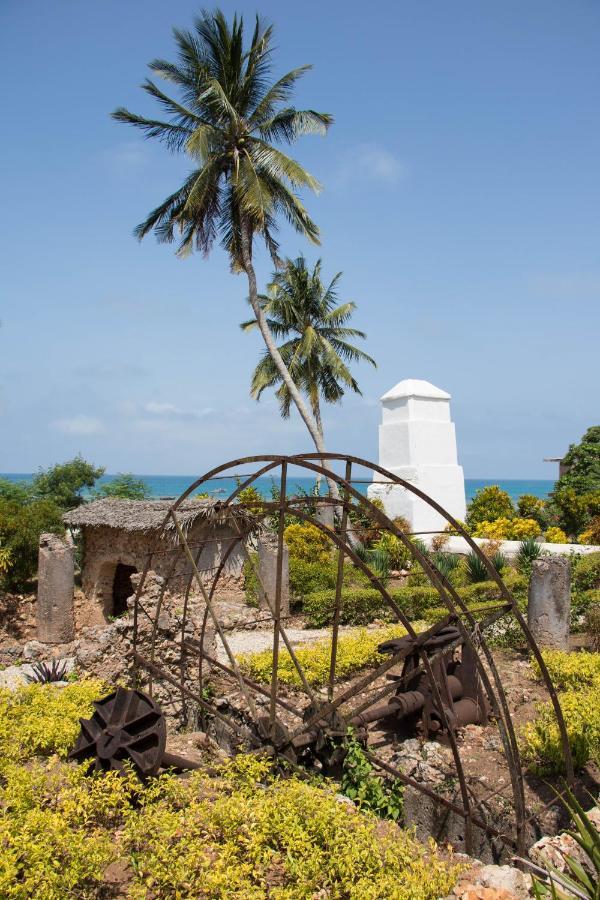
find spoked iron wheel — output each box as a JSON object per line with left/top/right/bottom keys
{"left": 130, "top": 453, "right": 574, "bottom": 860}
{"left": 69, "top": 686, "right": 166, "bottom": 776}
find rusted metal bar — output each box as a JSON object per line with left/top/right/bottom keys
{"left": 270, "top": 462, "right": 287, "bottom": 731}
{"left": 328, "top": 459, "right": 351, "bottom": 702}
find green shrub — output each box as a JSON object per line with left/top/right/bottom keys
{"left": 571, "top": 589, "right": 600, "bottom": 633}
{"left": 517, "top": 494, "right": 548, "bottom": 527}
{"left": 304, "top": 587, "right": 391, "bottom": 627}
{"left": 573, "top": 552, "right": 600, "bottom": 592}
{"left": 466, "top": 485, "right": 515, "bottom": 529}
{"left": 31, "top": 455, "right": 105, "bottom": 510}
{"left": 341, "top": 733, "right": 403, "bottom": 821}
{"left": 423, "top": 600, "right": 502, "bottom": 625}
{"left": 372, "top": 531, "right": 411, "bottom": 570}
{"left": 284, "top": 522, "right": 331, "bottom": 564}
{"left": 0, "top": 498, "right": 65, "bottom": 590}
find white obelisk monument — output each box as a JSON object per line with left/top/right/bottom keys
{"left": 367, "top": 379, "right": 466, "bottom": 534}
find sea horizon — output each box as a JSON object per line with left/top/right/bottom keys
{"left": 1, "top": 472, "right": 556, "bottom": 504}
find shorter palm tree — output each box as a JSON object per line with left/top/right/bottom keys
{"left": 241, "top": 256, "right": 376, "bottom": 450}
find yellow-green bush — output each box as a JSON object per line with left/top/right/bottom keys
{"left": 125, "top": 757, "right": 460, "bottom": 900}
{"left": 0, "top": 680, "right": 106, "bottom": 773}
{"left": 238, "top": 624, "right": 419, "bottom": 687}
{"left": 531, "top": 649, "right": 600, "bottom": 692}
{"left": 523, "top": 649, "right": 600, "bottom": 773}
{"left": 0, "top": 682, "right": 461, "bottom": 899}
{"left": 544, "top": 526, "right": 568, "bottom": 544}
{"left": 521, "top": 687, "right": 600, "bottom": 775}
{"left": 573, "top": 551, "right": 600, "bottom": 592}
{"left": 284, "top": 522, "right": 331, "bottom": 564}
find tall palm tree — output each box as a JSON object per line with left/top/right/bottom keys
{"left": 241, "top": 257, "right": 376, "bottom": 449}
{"left": 112, "top": 10, "right": 333, "bottom": 458}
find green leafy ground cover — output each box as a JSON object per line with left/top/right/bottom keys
{"left": 0, "top": 683, "right": 461, "bottom": 899}
{"left": 522, "top": 649, "right": 600, "bottom": 775}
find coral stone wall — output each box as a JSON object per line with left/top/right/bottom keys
{"left": 80, "top": 522, "right": 245, "bottom": 613}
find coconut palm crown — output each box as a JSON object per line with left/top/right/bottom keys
{"left": 112, "top": 9, "right": 335, "bottom": 461}
{"left": 112, "top": 9, "right": 332, "bottom": 266}
{"left": 241, "top": 257, "right": 376, "bottom": 437}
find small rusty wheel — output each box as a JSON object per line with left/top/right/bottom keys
{"left": 69, "top": 686, "right": 166, "bottom": 776}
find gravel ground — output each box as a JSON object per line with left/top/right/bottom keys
{"left": 216, "top": 626, "right": 335, "bottom": 661}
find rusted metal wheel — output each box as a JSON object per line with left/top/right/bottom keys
{"left": 69, "top": 686, "right": 167, "bottom": 776}
{"left": 128, "top": 453, "right": 575, "bottom": 860}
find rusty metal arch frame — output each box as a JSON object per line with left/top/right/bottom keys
{"left": 130, "top": 452, "right": 575, "bottom": 857}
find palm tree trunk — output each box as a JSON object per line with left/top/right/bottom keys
{"left": 312, "top": 395, "right": 324, "bottom": 497}
{"left": 240, "top": 222, "right": 340, "bottom": 503}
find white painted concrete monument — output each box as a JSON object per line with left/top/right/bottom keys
{"left": 367, "top": 379, "right": 466, "bottom": 534}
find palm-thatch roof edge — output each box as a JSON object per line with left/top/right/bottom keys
{"left": 63, "top": 498, "right": 256, "bottom": 534}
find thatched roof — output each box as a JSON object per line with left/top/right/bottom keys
{"left": 63, "top": 498, "right": 255, "bottom": 534}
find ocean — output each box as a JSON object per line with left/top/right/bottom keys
{"left": 1, "top": 472, "right": 555, "bottom": 503}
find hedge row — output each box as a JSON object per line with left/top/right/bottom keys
{"left": 302, "top": 576, "right": 527, "bottom": 627}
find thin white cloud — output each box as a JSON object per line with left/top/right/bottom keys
{"left": 143, "top": 401, "right": 215, "bottom": 421}
{"left": 334, "top": 143, "right": 405, "bottom": 187}
{"left": 52, "top": 415, "right": 105, "bottom": 435}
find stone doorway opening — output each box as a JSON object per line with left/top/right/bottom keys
{"left": 111, "top": 564, "right": 137, "bottom": 617}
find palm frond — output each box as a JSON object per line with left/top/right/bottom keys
{"left": 111, "top": 108, "right": 193, "bottom": 152}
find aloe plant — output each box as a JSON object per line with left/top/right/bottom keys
{"left": 519, "top": 785, "right": 600, "bottom": 899}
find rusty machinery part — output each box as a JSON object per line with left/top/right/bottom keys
{"left": 349, "top": 625, "right": 490, "bottom": 736}
{"left": 129, "top": 453, "right": 575, "bottom": 858}
{"left": 69, "top": 687, "right": 199, "bottom": 777}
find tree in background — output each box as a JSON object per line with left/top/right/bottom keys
{"left": 112, "top": 10, "right": 334, "bottom": 464}
{"left": 465, "top": 485, "right": 515, "bottom": 530}
{"left": 554, "top": 426, "right": 600, "bottom": 495}
{"left": 549, "top": 426, "right": 600, "bottom": 539}
{"left": 0, "top": 499, "right": 64, "bottom": 591}
{"left": 93, "top": 474, "right": 150, "bottom": 500}
{"left": 32, "top": 456, "right": 104, "bottom": 510}
{"left": 241, "top": 256, "right": 376, "bottom": 444}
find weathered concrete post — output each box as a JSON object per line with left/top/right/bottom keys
{"left": 37, "top": 532, "right": 75, "bottom": 643}
{"left": 257, "top": 534, "right": 290, "bottom": 617}
{"left": 528, "top": 556, "right": 571, "bottom": 650}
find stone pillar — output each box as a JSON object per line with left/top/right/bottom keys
{"left": 37, "top": 532, "right": 75, "bottom": 643}
{"left": 257, "top": 535, "right": 290, "bottom": 617}
{"left": 528, "top": 557, "right": 571, "bottom": 650}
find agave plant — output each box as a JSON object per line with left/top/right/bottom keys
{"left": 491, "top": 550, "right": 509, "bottom": 574}
{"left": 518, "top": 784, "right": 600, "bottom": 899}
{"left": 25, "top": 660, "right": 68, "bottom": 684}
{"left": 430, "top": 551, "right": 459, "bottom": 581}
{"left": 517, "top": 537, "right": 544, "bottom": 575}
{"left": 465, "top": 551, "right": 489, "bottom": 583}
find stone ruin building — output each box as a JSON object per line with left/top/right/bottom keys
{"left": 63, "top": 498, "right": 249, "bottom": 618}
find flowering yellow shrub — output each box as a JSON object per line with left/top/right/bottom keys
{"left": 283, "top": 522, "right": 331, "bottom": 563}
{"left": 472, "top": 518, "right": 513, "bottom": 539}
{"left": 509, "top": 517, "right": 542, "bottom": 540}
{"left": 473, "top": 517, "right": 542, "bottom": 540}
{"left": 544, "top": 526, "right": 568, "bottom": 544}
{"left": 238, "top": 624, "right": 418, "bottom": 687}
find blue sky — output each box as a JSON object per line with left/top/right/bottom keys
{"left": 1, "top": 0, "right": 598, "bottom": 478}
